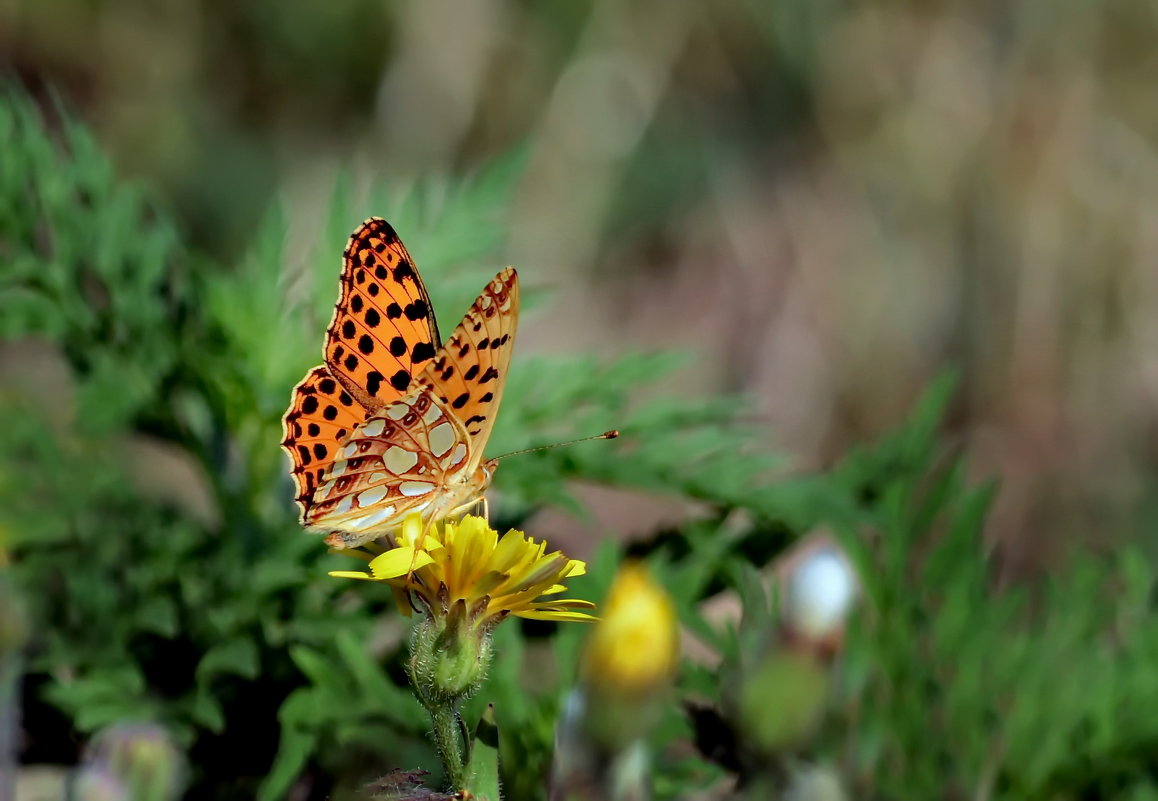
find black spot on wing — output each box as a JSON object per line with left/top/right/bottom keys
{"left": 404, "top": 300, "right": 428, "bottom": 321}
{"left": 394, "top": 259, "right": 416, "bottom": 283}
{"left": 366, "top": 371, "right": 384, "bottom": 396}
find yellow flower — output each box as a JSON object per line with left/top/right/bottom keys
{"left": 581, "top": 561, "right": 679, "bottom": 694}
{"left": 330, "top": 513, "right": 596, "bottom": 628}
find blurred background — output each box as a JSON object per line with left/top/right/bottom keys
{"left": 4, "top": 1, "right": 1158, "bottom": 799}
{"left": 8, "top": 0, "right": 1158, "bottom": 567}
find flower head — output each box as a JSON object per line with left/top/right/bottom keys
{"left": 330, "top": 513, "right": 596, "bottom": 629}
{"left": 581, "top": 561, "right": 679, "bottom": 694}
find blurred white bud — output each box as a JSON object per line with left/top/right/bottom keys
{"left": 779, "top": 537, "right": 858, "bottom": 643}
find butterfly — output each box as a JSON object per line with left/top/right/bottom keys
{"left": 280, "top": 217, "right": 519, "bottom": 550}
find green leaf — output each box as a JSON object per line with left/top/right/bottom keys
{"left": 190, "top": 688, "right": 226, "bottom": 733}
{"left": 257, "top": 722, "right": 317, "bottom": 801}
{"left": 196, "top": 639, "right": 260, "bottom": 683}
{"left": 464, "top": 704, "right": 502, "bottom": 801}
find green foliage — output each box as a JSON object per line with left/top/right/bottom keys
{"left": 677, "top": 375, "right": 1158, "bottom": 799}
{"left": 827, "top": 407, "right": 1158, "bottom": 801}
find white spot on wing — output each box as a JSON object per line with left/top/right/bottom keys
{"left": 423, "top": 402, "right": 443, "bottom": 425}
{"left": 428, "top": 423, "right": 455, "bottom": 457}
{"left": 342, "top": 442, "right": 358, "bottom": 458}
{"left": 328, "top": 460, "right": 348, "bottom": 477}
{"left": 334, "top": 496, "right": 355, "bottom": 515}
{"left": 342, "top": 504, "right": 397, "bottom": 531}
{"left": 400, "top": 481, "right": 435, "bottom": 497}
{"left": 384, "top": 446, "right": 418, "bottom": 474}
{"left": 445, "top": 443, "right": 468, "bottom": 467}
{"left": 360, "top": 417, "right": 386, "bottom": 437}
{"left": 358, "top": 485, "right": 389, "bottom": 506}
{"left": 387, "top": 403, "right": 410, "bottom": 420}
{"left": 358, "top": 505, "right": 398, "bottom": 529}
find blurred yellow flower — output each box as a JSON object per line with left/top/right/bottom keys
{"left": 330, "top": 513, "right": 596, "bottom": 627}
{"left": 581, "top": 562, "right": 679, "bottom": 693}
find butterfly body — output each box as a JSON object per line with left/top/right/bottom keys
{"left": 281, "top": 218, "right": 518, "bottom": 549}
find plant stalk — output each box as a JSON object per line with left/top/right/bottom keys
{"left": 427, "top": 702, "right": 468, "bottom": 790}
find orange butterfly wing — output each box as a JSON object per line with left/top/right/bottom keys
{"left": 303, "top": 268, "right": 520, "bottom": 548}
{"left": 281, "top": 218, "right": 441, "bottom": 521}
{"left": 325, "top": 217, "right": 441, "bottom": 410}
{"left": 414, "top": 267, "right": 519, "bottom": 465}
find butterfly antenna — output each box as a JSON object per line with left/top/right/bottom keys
{"left": 494, "top": 430, "right": 619, "bottom": 461}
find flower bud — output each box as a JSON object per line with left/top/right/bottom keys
{"left": 81, "top": 722, "right": 185, "bottom": 801}
{"left": 408, "top": 600, "right": 493, "bottom": 708}
{"left": 580, "top": 562, "right": 679, "bottom": 700}
{"left": 779, "top": 538, "right": 857, "bottom": 650}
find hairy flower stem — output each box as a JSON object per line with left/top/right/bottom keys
{"left": 426, "top": 701, "right": 469, "bottom": 789}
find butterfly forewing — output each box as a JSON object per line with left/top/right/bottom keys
{"left": 325, "top": 218, "right": 442, "bottom": 411}
{"left": 413, "top": 267, "right": 519, "bottom": 469}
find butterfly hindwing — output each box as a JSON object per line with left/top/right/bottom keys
{"left": 305, "top": 387, "right": 473, "bottom": 547}
{"left": 281, "top": 366, "right": 369, "bottom": 518}
{"left": 413, "top": 267, "right": 519, "bottom": 466}
{"left": 324, "top": 218, "right": 442, "bottom": 411}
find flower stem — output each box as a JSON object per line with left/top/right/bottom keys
{"left": 427, "top": 701, "right": 469, "bottom": 789}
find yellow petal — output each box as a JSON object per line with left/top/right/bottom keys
{"left": 564, "top": 560, "right": 587, "bottom": 578}
{"left": 517, "top": 609, "right": 599, "bottom": 622}
{"left": 369, "top": 547, "right": 434, "bottom": 579}
{"left": 328, "top": 570, "right": 375, "bottom": 580}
